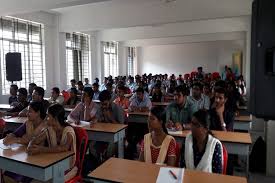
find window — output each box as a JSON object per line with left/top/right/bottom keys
{"left": 127, "top": 47, "right": 137, "bottom": 76}
{"left": 0, "top": 17, "right": 45, "bottom": 95}
{"left": 103, "top": 42, "right": 118, "bottom": 77}
{"left": 66, "top": 32, "right": 90, "bottom": 86}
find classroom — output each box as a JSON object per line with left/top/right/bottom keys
{"left": 0, "top": 0, "right": 274, "bottom": 183}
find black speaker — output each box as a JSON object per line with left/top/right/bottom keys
{"left": 5, "top": 52, "right": 22, "bottom": 82}
{"left": 250, "top": 0, "right": 275, "bottom": 119}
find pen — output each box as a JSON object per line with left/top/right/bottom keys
{"left": 169, "top": 170, "right": 177, "bottom": 180}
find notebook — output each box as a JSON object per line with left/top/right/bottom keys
{"left": 156, "top": 167, "right": 184, "bottom": 183}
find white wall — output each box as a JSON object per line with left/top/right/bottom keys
{"left": 138, "top": 40, "right": 245, "bottom": 75}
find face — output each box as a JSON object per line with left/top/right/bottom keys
{"left": 136, "top": 92, "right": 144, "bottom": 101}
{"left": 100, "top": 100, "right": 111, "bottom": 111}
{"left": 192, "top": 86, "right": 201, "bottom": 98}
{"left": 51, "top": 90, "right": 58, "bottom": 98}
{"left": 27, "top": 106, "right": 40, "bottom": 121}
{"left": 148, "top": 113, "right": 162, "bottom": 133}
{"left": 32, "top": 90, "right": 41, "bottom": 102}
{"left": 10, "top": 87, "right": 17, "bottom": 96}
{"left": 46, "top": 113, "right": 57, "bottom": 128}
{"left": 78, "top": 84, "right": 84, "bottom": 91}
{"left": 174, "top": 91, "right": 186, "bottom": 105}
{"left": 85, "top": 78, "right": 89, "bottom": 84}
{"left": 92, "top": 85, "right": 99, "bottom": 92}
{"left": 17, "top": 92, "right": 26, "bottom": 103}
{"left": 191, "top": 116, "right": 204, "bottom": 138}
{"left": 81, "top": 92, "right": 91, "bottom": 103}
{"left": 28, "top": 85, "right": 35, "bottom": 95}
{"left": 71, "top": 81, "right": 76, "bottom": 87}
{"left": 117, "top": 88, "right": 125, "bottom": 97}
{"left": 203, "top": 86, "right": 210, "bottom": 95}
{"left": 214, "top": 92, "right": 227, "bottom": 108}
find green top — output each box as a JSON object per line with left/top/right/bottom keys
{"left": 165, "top": 102, "right": 191, "bottom": 125}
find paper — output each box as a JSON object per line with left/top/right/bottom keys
{"left": 168, "top": 130, "right": 183, "bottom": 135}
{"left": 156, "top": 167, "right": 184, "bottom": 183}
{"left": 0, "top": 143, "right": 22, "bottom": 150}
{"left": 79, "top": 121, "right": 91, "bottom": 127}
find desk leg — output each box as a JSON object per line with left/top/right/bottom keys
{"left": 118, "top": 129, "right": 125, "bottom": 158}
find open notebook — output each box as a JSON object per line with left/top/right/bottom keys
{"left": 168, "top": 130, "right": 183, "bottom": 135}
{"left": 156, "top": 167, "right": 184, "bottom": 183}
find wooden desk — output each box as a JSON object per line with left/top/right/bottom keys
{"left": 89, "top": 158, "right": 247, "bottom": 183}
{"left": 171, "top": 130, "right": 252, "bottom": 176}
{"left": 0, "top": 104, "right": 12, "bottom": 111}
{"left": 234, "top": 115, "right": 252, "bottom": 131}
{"left": 127, "top": 111, "right": 149, "bottom": 124}
{"left": 72, "top": 122, "right": 127, "bottom": 158}
{"left": 0, "top": 140, "right": 74, "bottom": 183}
{"left": 3, "top": 117, "right": 27, "bottom": 131}
{"left": 152, "top": 102, "right": 170, "bottom": 107}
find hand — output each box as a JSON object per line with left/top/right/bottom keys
{"left": 27, "top": 144, "right": 44, "bottom": 155}
{"left": 175, "top": 122, "right": 183, "bottom": 131}
{"left": 3, "top": 134, "right": 17, "bottom": 145}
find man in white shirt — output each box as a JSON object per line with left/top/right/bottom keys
{"left": 48, "top": 87, "right": 64, "bottom": 105}
{"left": 187, "top": 82, "right": 210, "bottom": 115}
{"left": 84, "top": 78, "right": 92, "bottom": 88}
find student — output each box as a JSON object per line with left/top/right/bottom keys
{"left": 166, "top": 85, "right": 191, "bottom": 130}
{"left": 139, "top": 107, "right": 176, "bottom": 166}
{"left": 27, "top": 104, "right": 77, "bottom": 182}
{"left": 99, "top": 77, "right": 108, "bottom": 91}
{"left": 67, "top": 79, "right": 77, "bottom": 91}
{"left": 106, "top": 82, "right": 116, "bottom": 102}
{"left": 96, "top": 90, "right": 124, "bottom": 123}
{"left": 92, "top": 82, "right": 100, "bottom": 100}
{"left": 113, "top": 85, "right": 130, "bottom": 110}
{"left": 203, "top": 83, "right": 212, "bottom": 98}
{"left": 197, "top": 67, "right": 205, "bottom": 80}
{"left": 9, "top": 84, "right": 18, "bottom": 105}
{"left": 27, "top": 83, "right": 37, "bottom": 102}
{"left": 3, "top": 101, "right": 47, "bottom": 183}
{"left": 67, "top": 87, "right": 97, "bottom": 124}
{"left": 77, "top": 81, "right": 84, "bottom": 94}
{"left": 84, "top": 78, "right": 92, "bottom": 88}
{"left": 129, "top": 87, "right": 152, "bottom": 112}
{"left": 150, "top": 84, "right": 163, "bottom": 102}
{"left": 187, "top": 82, "right": 210, "bottom": 115}
{"left": 3, "top": 101, "right": 47, "bottom": 146}
{"left": 94, "top": 77, "right": 99, "bottom": 84}
{"left": 48, "top": 87, "right": 65, "bottom": 105}
{"left": 180, "top": 110, "right": 223, "bottom": 173}
{"left": 0, "top": 88, "right": 29, "bottom": 117}
{"left": 19, "top": 87, "right": 50, "bottom": 117}
{"left": 209, "top": 87, "right": 235, "bottom": 131}
{"left": 225, "top": 81, "right": 240, "bottom": 113}
{"left": 127, "top": 76, "right": 136, "bottom": 93}
{"left": 65, "top": 88, "right": 78, "bottom": 107}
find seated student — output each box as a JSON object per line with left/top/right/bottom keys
{"left": 127, "top": 76, "right": 136, "bottom": 93}
{"left": 96, "top": 90, "right": 124, "bottom": 123}
{"left": 27, "top": 104, "right": 77, "bottom": 182}
{"left": 64, "top": 88, "right": 78, "bottom": 108}
{"left": 150, "top": 84, "right": 163, "bottom": 103}
{"left": 100, "top": 77, "right": 108, "bottom": 91}
{"left": 19, "top": 87, "right": 50, "bottom": 117}
{"left": 67, "top": 79, "right": 77, "bottom": 92}
{"left": 187, "top": 82, "right": 210, "bottom": 115}
{"left": 92, "top": 82, "right": 100, "bottom": 100}
{"left": 203, "top": 83, "right": 212, "bottom": 99}
{"left": 139, "top": 107, "right": 176, "bottom": 166}
{"left": 209, "top": 87, "right": 235, "bottom": 131}
{"left": 106, "top": 82, "right": 116, "bottom": 102}
{"left": 48, "top": 87, "right": 65, "bottom": 105}
{"left": 0, "top": 88, "right": 29, "bottom": 117}
{"left": 113, "top": 85, "right": 130, "bottom": 110}
{"left": 27, "top": 83, "right": 37, "bottom": 102}
{"left": 84, "top": 78, "right": 92, "bottom": 88}
{"left": 180, "top": 110, "right": 223, "bottom": 173}
{"left": 129, "top": 87, "right": 152, "bottom": 112}
{"left": 77, "top": 81, "right": 84, "bottom": 95}
{"left": 67, "top": 87, "right": 97, "bottom": 124}
{"left": 9, "top": 84, "right": 18, "bottom": 105}
{"left": 3, "top": 101, "right": 47, "bottom": 183}
{"left": 225, "top": 81, "right": 240, "bottom": 113}
{"left": 166, "top": 85, "right": 191, "bottom": 130}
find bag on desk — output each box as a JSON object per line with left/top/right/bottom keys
{"left": 249, "top": 136, "right": 266, "bottom": 173}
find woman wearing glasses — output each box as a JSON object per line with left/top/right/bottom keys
{"left": 180, "top": 110, "right": 223, "bottom": 173}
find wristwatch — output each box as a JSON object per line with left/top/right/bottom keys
{"left": 222, "top": 123, "right": 226, "bottom": 128}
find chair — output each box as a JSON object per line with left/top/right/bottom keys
{"left": 65, "top": 127, "right": 88, "bottom": 183}
{"left": 0, "top": 119, "right": 6, "bottom": 138}
{"left": 62, "top": 90, "right": 70, "bottom": 103}
{"left": 222, "top": 144, "right": 228, "bottom": 175}
{"left": 175, "top": 142, "right": 181, "bottom": 167}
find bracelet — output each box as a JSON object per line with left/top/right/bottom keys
{"left": 221, "top": 123, "right": 226, "bottom": 127}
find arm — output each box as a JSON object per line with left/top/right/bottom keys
{"left": 18, "top": 107, "right": 28, "bottom": 117}
{"left": 166, "top": 139, "right": 177, "bottom": 167}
